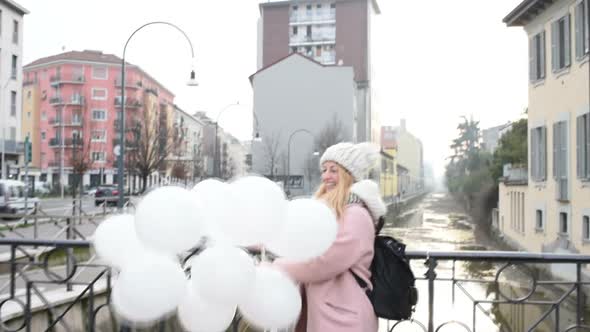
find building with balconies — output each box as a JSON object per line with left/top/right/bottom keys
{"left": 499, "top": 0, "right": 590, "bottom": 256}
{"left": 257, "top": 0, "right": 381, "bottom": 143}
{"left": 22, "top": 50, "right": 175, "bottom": 189}
{"left": 0, "top": 0, "right": 28, "bottom": 180}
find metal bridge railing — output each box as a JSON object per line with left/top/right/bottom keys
{"left": 1, "top": 238, "right": 590, "bottom": 331}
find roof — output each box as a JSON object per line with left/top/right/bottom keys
{"left": 249, "top": 52, "right": 348, "bottom": 84}
{"left": 260, "top": 0, "right": 380, "bottom": 14}
{"left": 23, "top": 50, "right": 175, "bottom": 97}
{"left": 24, "top": 50, "right": 128, "bottom": 68}
{"left": 0, "top": 0, "right": 29, "bottom": 15}
{"left": 503, "top": 0, "right": 556, "bottom": 27}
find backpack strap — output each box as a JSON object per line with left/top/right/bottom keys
{"left": 350, "top": 269, "right": 370, "bottom": 294}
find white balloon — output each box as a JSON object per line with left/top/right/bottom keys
{"left": 178, "top": 284, "right": 236, "bottom": 332}
{"left": 135, "top": 186, "right": 205, "bottom": 254}
{"left": 238, "top": 266, "right": 301, "bottom": 330}
{"left": 93, "top": 214, "right": 143, "bottom": 269}
{"left": 112, "top": 253, "right": 186, "bottom": 324}
{"left": 231, "top": 176, "right": 287, "bottom": 246}
{"left": 191, "top": 245, "right": 255, "bottom": 305}
{"left": 266, "top": 198, "right": 338, "bottom": 261}
{"left": 192, "top": 179, "right": 236, "bottom": 245}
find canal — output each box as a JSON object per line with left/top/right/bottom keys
{"left": 379, "top": 192, "right": 590, "bottom": 332}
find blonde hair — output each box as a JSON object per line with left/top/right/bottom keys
{"left": 315, "top": 163, "right": 354, "bottom": 219}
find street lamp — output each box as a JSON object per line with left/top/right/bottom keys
{"left": 117, "top": 21, "right": 197, "bottom": 209}
{"left": 286, "top": 128, "right": 318, "bottom": 196}
{"left": 252, "top": 111, "right": 262, "bottom": 142}
{"left": 214, "top": 102, "right": 240, "bottom": 178}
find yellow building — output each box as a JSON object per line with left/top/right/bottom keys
{"left": 21, "top": 83, "right": 40, "bottom": 169}
{"left": 380, "top": 149, "right": 397, "bottom": 201}
{"left": 500, "top": 0, "right": 590, "bottom": 257}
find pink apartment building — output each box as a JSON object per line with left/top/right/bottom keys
{"left": 22, "top": 50, "right": 174, "bottom": 190}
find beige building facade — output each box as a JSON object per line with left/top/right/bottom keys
{"left": 499, "top": 0, "right": 590, "bottom": 255}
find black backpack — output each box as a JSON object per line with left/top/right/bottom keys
{"left": 352, "top": 232, "right": 418, "bottom": 321}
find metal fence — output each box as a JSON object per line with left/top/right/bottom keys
{"left": 1, "top": 237, "right": 590, "bottom": 331}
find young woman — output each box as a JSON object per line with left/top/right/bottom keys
{"left": 272, "top": 142, "right": 386, "bottom": 332}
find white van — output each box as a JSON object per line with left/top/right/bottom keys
{"left": 0, "top": 180, "right": 39, "bottom": 216}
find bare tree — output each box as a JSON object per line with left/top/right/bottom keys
{"left": 262, "top": 131, "right": 282, "bottom": 180}
{"left": 316, "top": 114, "right": 345, "bottom": 155}
{"left": 304, "top": 154, "right": 320, "bottom": 193}
{"left": 126, "top": 101, "right": 177, "bottom": 193}
{"left": 191, "top": 140, "right": 205, "bottom": 181}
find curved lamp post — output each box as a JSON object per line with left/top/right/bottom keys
{"left": 286, "top": 129, "right": 319, "bottom": 196}
{"left": 117, "top": 21, "right": 198, "bottom": 209}
{"left": 214, "top": 102, "right": 240, "bottom": 178}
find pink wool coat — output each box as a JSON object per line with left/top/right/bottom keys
{"left": 274, "top": 203, "right": 378, "bottom": 332}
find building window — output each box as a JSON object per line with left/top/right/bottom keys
{"left": 91, "top": 130, "right": 106, "bottom": 142}
{"left": 306, "top": 25, "right": 312, "bottom": 37}
{"left": 559, "top": 212, "right": 569, "bottom": 234}
{"left": 91, "top": 88, "right": 107, "bottom": 100}
{"left": 92, "top": 109, "right": 107, "bottom": 121}
{"left": 551, "top": 14, "right": 571, "bottom": 72}
{"left": 553, "top": 121, "right": 569, "bottom": 201}
{"left": 316, "top": 45, "right": 322, "bottom": 56}
{"left": 11, "top": 55, "right": 17, "bottom": 79}
{"left": 41, "top": 111, "right": 46, "bottom": 121}
{"left": 10, "top": 91, "right": 16, "bottom": 116}
{"left": 92, "top": 66, "right": 108, "bottom": 80}
{"left": 577, "top": 113, "right": 590, "bottom": 180}
{"left": 529, "top": 31, "right": 546, "bottom": 82}
{"left": 291, "top": 47, "right": 297, "bottom": 53}
{"left": 41, "top": 131, "right": 46, "bottom": 140}
{"left": 10, "top": 127, "right": 16, "bottom": 140}
{"left": 92, "top": 152, "right": 106, "bottom": 162}
{"left": 584, "top": 215, "right": 590, "bottom": 240}
{"left": 27, "top": 111, "right": 30, "bottom": 119}
{"left": 531, "top": 126, "right": 547, "bottom": 181}
{"left": 292, "top": 5, "right": 298, "bottom": 10}
{"left": 292, "top": 26, "right": 298, "bottom": 35}
{"left": 575, "top": 0, "right": 590, "bottom": 59}
{"left": 12, "top": 20, "right": 18, "bottom": 44}
{"left": 305, "top": 46, "right": 312, "bottom": 57}
{"left": 535, "top": 209, "right": 544, "bottom": 230}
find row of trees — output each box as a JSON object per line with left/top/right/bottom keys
{"left": 445, "top": 116, "right": 527, "bottom": 224}
{"left": 66, "top": 100, "right": 238, "bottom": 199}
{"left": 260, "top": 115, "right": 345, "bottom": 187}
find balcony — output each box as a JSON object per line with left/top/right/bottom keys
{"left": 49, "top": 137, "right": 83, "bottom": 148}
{"left": 115, "top": 97, "right": 142, "bottom": 109}
{"left": 289, "top": 12, "right": 336, "bottom": 24}
{"left": 289, "top": 34, "right": 335, "bottom": 46}
{"left": 0, "top": 139, "right": 24, "bottom": 154}
{"left": 50, "top": 74, "right": 85, "bottom": 86}
{"left": 50, "top": 118, "right": 83, "bottom": 127}
{"left": 49, "top": 95, "right": 85, "bottom": 106}
{"left": 500, "top": 163, "right": 528, "bottom": 185}
{"left": 112, "top": 138, "right": 139, "bottom": 149}
{"left": 115, "top": 79, "right": 141, "bottom": 89}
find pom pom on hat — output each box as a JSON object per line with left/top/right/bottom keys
{"left": 319, "top": 142, "right": 380, "bottom": 182}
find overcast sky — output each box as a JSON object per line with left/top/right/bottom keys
{"left": 18, "top": 0, "right": 528, "bottom": 180}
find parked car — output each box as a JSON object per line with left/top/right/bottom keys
{"left": 0, "top": 180, "right": 39, "bottom": 218}
{"left": 94, "top": 185, "right": 128, "bottom": 206}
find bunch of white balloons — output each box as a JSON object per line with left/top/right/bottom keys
{"left": 92, "top": 175, "right": 338, "bottom": 331}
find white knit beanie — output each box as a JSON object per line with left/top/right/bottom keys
{"left": 320, "top": 142, "right": 380, "bottom": 182}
